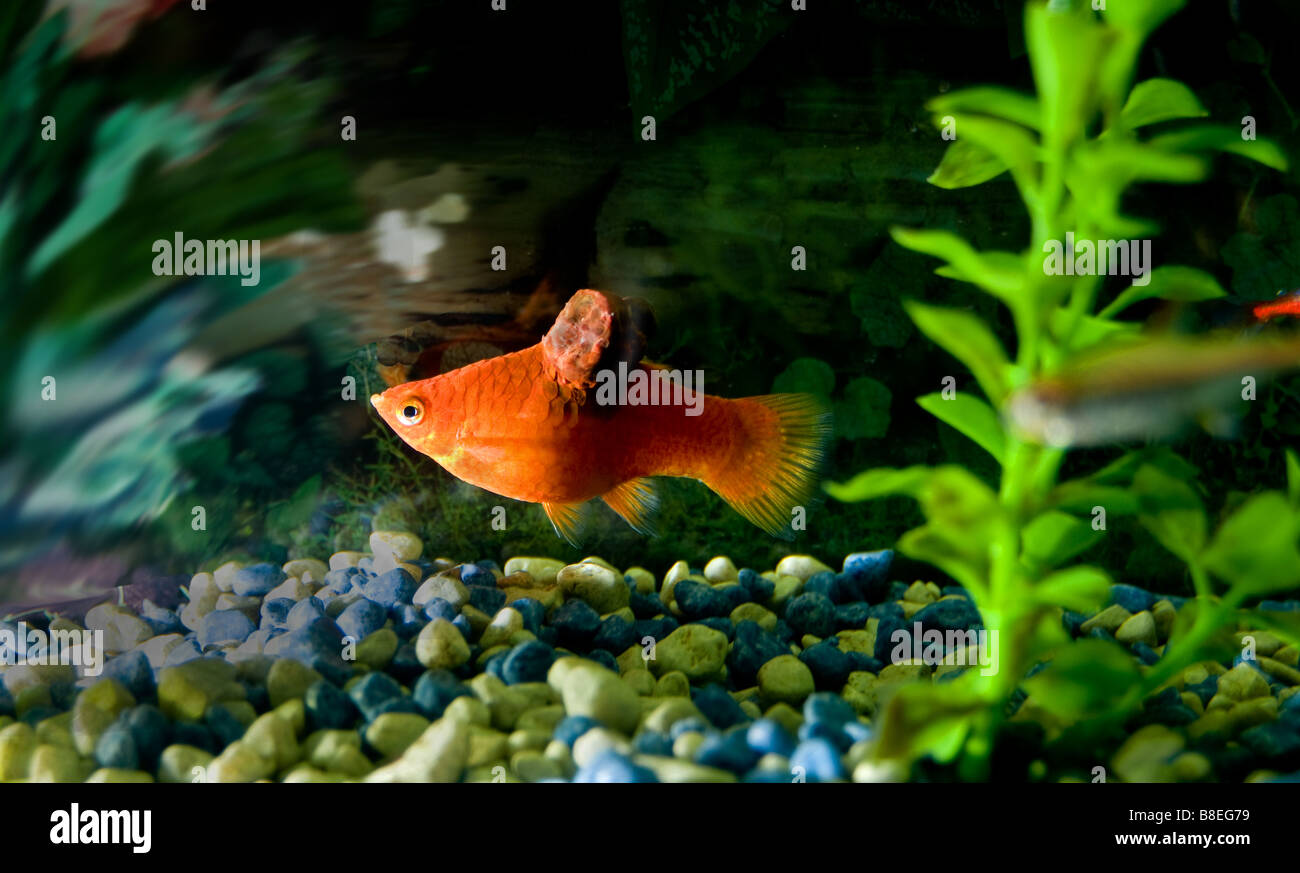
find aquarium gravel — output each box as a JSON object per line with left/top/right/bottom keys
{"left": 2, "top": 532, "right": 1298, "bottom": 783}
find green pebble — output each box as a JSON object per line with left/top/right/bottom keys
{"left": 652, "top": 625, "right": 728, "bottom": 680}
{"left": 559, "top": 661, "right": 641, "bottom": 735}
{"left": 242, "top": 712, "right": 300, "bottom": 771}
{"left": 415, "top": 618, "right": 470, "bottom": 670}
{"left": 653, "top": 671, "right": 691, "bottom": 698}
{"left": 0, "top": 722, "right": 37, "bottom": 780}
{"left": 356, "top": 628, "right": 400, "bottom": 669}
{"left": 158, "top": 745, "right": 215, "bottom": 783}
{"left": 71, "top": 679, "right": 136, "bottom": 756}
{"left": 158, "top": 659, "right": 246, "bottom": 721}
{"left": 515, "top": 705, "right": 566, "bottom": 732}
{"left": 86, "top": 768, "right": 154, "bottom": 783}
{"left": 366, "top": 712, "right": 431, "bottom": 759}
{"left": 28, "top": 744, "right": 91, "bottom": 783}
{"left": 758, "top": 655, "right": 815, "bottom": 706}
{"left": 305, "top": 730, "right": 372, "bottom": 777}
{"left": 511, "top": 749, "right": 561, "bottom": 782}
{"left": 207, "top": 740, "right": 275, "bottom": 783}
{"left": 266, "top": 659, "right": 323, "bottom": 708}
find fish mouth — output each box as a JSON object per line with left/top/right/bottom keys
{"left": 369, "top": 394, "right": 383, "bottom": 409}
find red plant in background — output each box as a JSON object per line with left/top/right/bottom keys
{"left": 46, "top": 0, "right": 181, "bottom": 58}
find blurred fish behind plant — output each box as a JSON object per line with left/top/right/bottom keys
{"left": 1006, "top": 331, "right": 1300, "bottom": 448}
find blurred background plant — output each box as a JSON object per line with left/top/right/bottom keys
{"left": 828, "top": 0, "right": 1300, "bottom": 778}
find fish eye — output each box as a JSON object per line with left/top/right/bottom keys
{"left": 397, "top": 399, "right": 424, "bottom": 426}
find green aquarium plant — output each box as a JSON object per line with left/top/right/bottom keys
{"left": 828, "top": 0, "right": 1299, "bottom": 777}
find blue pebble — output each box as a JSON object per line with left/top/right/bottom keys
{"left": 632, "top": 730, "right": 674, "bottom": 756}
{"left": 392, "top": 604, "right": 425, "bottom": 638}
{"left": 843, "top": 720, "right": 872, "bottom": 744}
{"left": 1109, "top": 584, "right": 1155, "bottom": 613}
{"left": 336, "top": 598, "right": 387, "bottom": 641}
{"left": 695, "top": 617, "right": 735, "bottom": 640}
{"left": 913, "top": 598, "right": 983, "bottom": 633}
{"left": 771, "top": 619, "right": 797, "bottom": 643}
{"left": 348, "top": 672, "right": 405, "bottom": 721}
{"left": 286, "top": 596, "right": 327, "bottom": 630}
{"left": 738, "top": 568, "right": 775, "bottom": 601}
{"left": 485, "top": 652, "right": 509, "bottom": 682}
{"left": 1259, "top": 600, "right": 1300, "bottom": 612}
{"left": 322, "top": 567, "right": 361, "bottom": 593}
{"left": 198, "top": 609, "right": 256, "bottom": 648}
{"left": 50, "top": 681, "right": 78, "bottom": 710}
{"left": 370, "top": 696, "right": 423, "bottom": 718}
{"left": 629, "top": 591, "right": 667, "bottom": 619}
{"left": 834, "top": 602, "right": 872, "bottom": 631}
{"left": 162, "top": 639, "right": 203, "bottom": 667}
{"left": 232, "top": 563, "right": 285, "bottom": 597}
{"left": 305, "top": 680, "right": 359, "bottom": 730}
{"left": 1132, "top": 641, "right": 1160, "bottom": 666}
{"left": 727, "top": 621, "right": 789, "bottom": 687}
{"left": 94, "top": 725, "right": 139, "bottom": 770}
{"left": 583, "top": 649, "right": 620, "bottom": 673}
{"left": 941, "top": 585, "right": 971, "bottom": 601}
{"left": 673, "top": 580, "right": 730, "bottom": 619}
{"left": 554, "top": 715, "right": 601, "bottom": 747}
{"left": 264, "top": 615, "right": 348, "bottom": 680}
{"left": 887, "top": 581, "right": 909, "bottom": 601}
{"left": 695, "top": 728, "right": 761, "bottom": 773}
{"left": 459, "top": 564, "right": 496, "bottom": 587}
{"left": 120, "top": 704, "right": 170, "bottom": 767}
{"left": 592, "top": 616, "right": 637, "bottom": 653}
{"left": 798, "top": 720, "right": 853, "bottom": 752}
{"left": 138, "top": 601, "right": 185, "bottom": 636}
{"left": 784, "top": 592, "right": 835, "bottom": 637}
{"left": 423, "top": 597, "right": 458, "bottom": 623}
{"left": 669, "top": 717, "right": 712, "bottom": 741}
{"left": 799, "top": 639, "right": 852, "bottom": 689}
{"left": 691, "top": 684, "right": 748, "bottom": 729}
{"left": 510, "top": 598, "right": 546, "bottom": 635}
{"left": 172, "top": 721, "right": 216, "bottom": 754}
{"left": 803, "top": 571, "right": 843, "bottom": 604}
{"left": 633, "top": 616, "right": 678, "bottom": 642}
{"left": 790, "top": 737, "right": 847, "bottom": 781}
{"left": 841, "top": 549, "right": 893, "bottom": 602}
{"left": 804, "top": 692, "right": 857, "bottom": 727}
{"left": 1062, "top": 610, "right": 1088, "bottom": 637}
{"left": 467, "top": 585, "right": 506, "bottom": 615}
{"left": 204, "top": 703, "right": 247, "bottom": 746}
{"left": 388, "top": 641, "right": 425, "bottom": 683}
{"left": 846, "top": 651, "right": 883, "bottom": 674}
{"left": 20, "top": 705, "right": 61, "bottom": 726}
{"left": 451, "top": 615, "right": 473, "bottom": 639}
{"left": 551, "top": 599, "right": 601, "bottom": 646}
{"left": 574, "top": 749, "right": 658, "bottom": 783}
{"left": 102, "top": 651, "right": 156, "bottom": 701}
{"left": 412, "top": 670, "right": 473, "bottom": 719}
{"left": 361, "top": 568, "right": 417, "bottom": 609}
{"left": 501, "top": 640, "right": 555, "bottom": 684}
{"left": 0, "top": 684, "right": 13, "bottom": 718}
{"left": 746, "top": 718, "right": 797, "bottom": 757}
{"left": 260, "top": 598, "right": 295, "bottom": 628}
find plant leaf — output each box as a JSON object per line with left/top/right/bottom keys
{"left": 1033, "top": 565, "right": 1112, "bottom": 613}
{"left": 1201, "top": 492, "right": 1300, "bottom": 596}
{"left": 927, "top": 86, "right": 1041, "bottom": 130}
{"left": 1023, "top": 639, "right": 1142, "bottom": 722}
{"left": 927, "top": 138, "right": 1008, "bottom": 189}
{"left": 1149, "top": 126, "right": 1288, "bottom": 172}
{"left": 1120, "top": 78, "right": 1207, "bottom": 128}
{"left": 891, "top": 227, "right": 1025, "bottom": 304}
{"left": 903, "top": 300, "right": 1012, "bottom": 403}
{"left": 825, "top": 466, "right": 931, "bottom": 503}
{"left": 1022, "top": 511, "right": 1103, "bottom": 569}
{"left": 916, "top": 392, "right": 1005, "bottom": 464}
{"left": 1098, "top": 265, "right": 1228, "bottom": 318}
{"left": 1133, "top": 464, "right": 1207, "bottom": 563}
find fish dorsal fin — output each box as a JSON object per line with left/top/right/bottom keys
{"left": 542, "top": 501, "right": 588, "bottom": 546}
{"left": 603, "top": 477, "right": 659, "bottom": 535}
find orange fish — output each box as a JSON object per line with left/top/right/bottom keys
{"left": 370, "top": 289, "right": 830, "bottom": 542}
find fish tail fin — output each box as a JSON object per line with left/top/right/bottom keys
{"left": 704, "top": 394, "right": 832, "bottom": 539}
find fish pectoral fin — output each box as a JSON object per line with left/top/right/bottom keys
{"left": 542, "top": 501, "right": 589, "bottom": 546}
{"left": 603, "top": 477, "right": 659, "bottom": 535}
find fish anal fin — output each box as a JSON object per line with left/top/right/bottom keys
{"left": 542, "top": 501, "right": 588, "bottom": 546}
{"left": 603, "top": 477, "right": 659, "bottom": 535}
